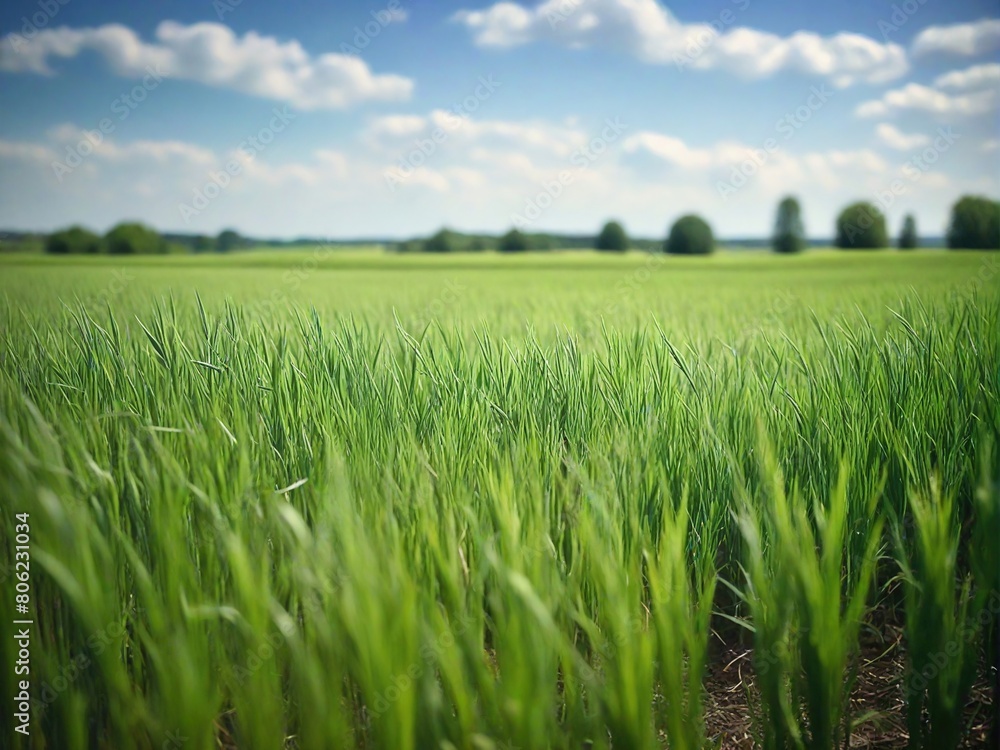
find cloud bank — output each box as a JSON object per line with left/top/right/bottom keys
{"left": 0, "top": 21, "right": 413, "bottom": 109}
{"left": 452, "top": 0, "right": 908, "bottom": 87}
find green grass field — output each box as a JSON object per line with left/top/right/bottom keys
{"left": 1, "top": 249, "right": 997, "bottom": 749}
{"left": 1, "top": 249, "right": 992, "bottom": 336}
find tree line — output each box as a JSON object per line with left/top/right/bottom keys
{"left": 404, "top": 194, "right": 999, "bottom": 254}
{"left": 41, "top": 194, "right": 999, "bottom": 255}
{"left": 44, "top": 225, "right": 249, "bottom": 254}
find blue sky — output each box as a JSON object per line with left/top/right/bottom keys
{"left": 0, "top": 0, "right": 998, "bottom": 240}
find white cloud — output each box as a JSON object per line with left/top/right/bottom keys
{"left": 0, "top": 114, "right": 993, "bottom": 241}
{"left": 447, "top": 114, "right": 588, "bottom": 157}
{"left": 48, "top": 124, "right": 218, "bottom": 165}
{"left": 0, "top": 139, "right": 58, "bottom": 163}
{"left": 367, "top": 114, "right": 428, "bottom": 137}
{"left": 386, "top": 7, "right": 409, "bottom": 23}
{"left": 856, "top": 83, "right": 998, "bottom": 118}
{"left": 452, "top": 0, "right": 908, "bottom": 86}
{"left": 0, "top": 21, "right": 413, "bottom": 109}
{"left": 875, "top": 123, "right": 931, "bottom": 151}
{"left": 0, "top": 126, "right": 218, "bottom": 169}
{"left": 933, "top": 62, "right": 1000, "bottom": 90}
{"left": 912, "top": 18, "right": 1000, "bottom": 57}
{"left": 368, "top": 109, "right": 589, "bottom": 158}
{"left": 622, "top": 132, "right": 715, "bottom": 169}
{"left": 622, "top": 131, "right": 888, "bottom": 190}
{"left": 856, "top": 59, "right": 1000, "bottom": 120}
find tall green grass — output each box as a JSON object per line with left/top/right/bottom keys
{"left": 0, "top": 257, "right": 997, "bottom": 749}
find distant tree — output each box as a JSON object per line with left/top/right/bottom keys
{"left": 772, "top": 196, "right": 805, "bottom": 254}
{"left": 499, "top": 229, "right": 529, "bottom": 252}
{"left": 596, "top": 220, "right": 628, "bottom": 252}
{"left": 193, "top": 235, "right": 213, "bottom": 253}
{"left": 946, "top": 195, "right": 1000, "bottom": 250}
{"left": 423, "top": 229, "right": 456, "bottom": 253}
{"left": 665, "top": 215, "right": 714, "bottom": 255}
{"left": 898, "top": 214, "right": 918, "bottom": 250}
{"left": 45, "top": 226, "right": 101, "bottom": 254}
{"left": 835, "top": 202, "right": 888, "bottom": 249}
{"left": 104, "top": 223, "right": 166, "bottom": 255}
{"left": 468, "top": 237, "right": 488, "bottom": 252}
{"left": 216, "top": 229, "right": 242, "bottom": 252}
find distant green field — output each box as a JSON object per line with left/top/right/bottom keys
{"left": 0, "top": 249, "right": 997, "bottom": 749}
{"left": 0, "top": 249, "right": 993, "bottom": 338}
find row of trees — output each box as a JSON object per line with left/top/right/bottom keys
{"left": 410, "top": 194, "right": 999, "bottom": 255}
{"left": 415, "top": 218, "right": 718, "bottom": 255}
{"left": 421, "top": 228, "right": 534, "bottom": 254}
{"left": 775, "top": 199, "right": 900, "bottom": 252}
{"left": 45, "top": 225, "right": 248, "bottom": 254}
{"left": 710, "top": 194, "right": 996, "bottom": 253}
{"left": 46, "top": 223, "right": 167, "bottom": 255}
{"left": 43, "top": 195, "right": 998, "bottom": 256}
{"left": 831, "top": 196, "right": 1000, "bottom": 250}
{"left": 641, "top": 194, "right": 997, "bottom": 255}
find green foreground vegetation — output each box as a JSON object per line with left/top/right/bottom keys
{"left": 1, "top": 249, "right": 998, "bottom": 749}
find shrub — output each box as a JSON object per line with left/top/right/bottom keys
{"left": 946, "top": 195, "right": 1000, "bottom": 250}
{"left": 45, "top": 226, "right": 101, "bottom": 254}
{"left": 596, "top": 221, "right": 628, "bottom": 252}
{"left": 772, "top": 196, "right": 805, "bottom": 254}
{"left": 104, "top": 223, "right": 165, "bottom": 255}
{"left": 423, "top": 229, "right": 456, "bottom": 253}
{"left": 665, "top": 215, "right": 714, "bottom": 255}
{"left": 898, "top": 214, "right": 918, "bottom": 250}
{"left": 499, "top": 229, "right": 529, "bottom": 253}
{"left": 835, "top": 202, "right": 888, "bottom": 249}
